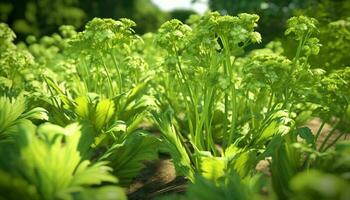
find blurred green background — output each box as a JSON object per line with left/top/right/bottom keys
{"left": 0, "top": 0, "right": 349, "bottom": 42}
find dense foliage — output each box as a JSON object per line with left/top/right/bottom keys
{"left": 0, "top": 10, "right": 349, "bottom": 200}
{"left": 0, "top": 0, "right": 168, "bottom": 38}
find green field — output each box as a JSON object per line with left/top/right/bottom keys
{"left": 0, "top": 1, "right": 350, "bottom": 199}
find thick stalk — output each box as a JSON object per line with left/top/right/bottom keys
{"left": 174, "top": 49, "right": 196, "bottom": 108}
{"left": 221, "top": 36, "right": 237, "bottom": 148}
{"left": 173, "top": 48, "right": 201, "bottom": 149}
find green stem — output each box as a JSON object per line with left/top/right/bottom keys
{"left": 250, "top": 103, "right": 256, "bottom": 129}
{"left": 228, "top": 87, "right": 237, "bottom": 145}
{"left": 175, "top": 52, "right": 200, "bottom": 140}
{"left": 100, "top": 56, "right": 115, "bottom": 97}
{"left": 221, "top": 36, "right": 237, "bottom": 148}
{"left": 109, "top": 52, "right": 123, "bottom": 94}
{"left": 323, "top": 131, "right": 345, "bottom": 152}
{"left": 43, "top": 77, "right": 61, "bottom": 110}
{"left": 173, "top": 48, "right": 201, "bottom": 149}
{"left": 267, "top": 91, "right": 274, "bottom": 112}
{"left": 319, "top": 121, "right": 339, "bottom": 152}
{"left": 174, "top": 50, "right": 196, "bottom": 108}
{"left": 204, "top": 85, "right": 216, "bottom": 153}
{"left": 315, "top": 120, "right": 326, "bottom": 142}
{"left": 80, "top": 58, "right": 90, "bottom": 92}
{"left": 283, "top": 31, "right": 311, "bottom": 109}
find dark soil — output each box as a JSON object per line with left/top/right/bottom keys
{"left": 127, "top": 154, "right": 187, "bottom": 200}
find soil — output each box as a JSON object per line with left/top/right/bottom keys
{"left": 127, "top": 154, "right": 187, "bottom": 200}
{"left": 307, "top": 118, "right": 346, "bottom": 148}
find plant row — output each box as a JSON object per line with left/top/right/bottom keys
{"left": 0, "top": 12, "right": 350, "bottom": 200}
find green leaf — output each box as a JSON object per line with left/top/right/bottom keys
{"left": 95, "top": 99, "right": 115, "bottom": 130}
{"left": 0, "top": 96, "right": 25, "bottom": 136}
{"left": 0, "top": 170, "right": 39, "bottom": 200}
{"left": 44, "top": 76, "right": 74, "bottom": 108}
{"left": 20, "top": 107, "right": 48, "bottom": 121}
{"left": 122, "top": 78, "right": 151, "bottom": 109}
{"left": 75, "top": 96, "right": 90, "bottom": 119}
{"left": 253, "top": 110, "right": 292, "bottom": 145}
{"left": 70, "top": 161, "right": 117, "bottom": 186}
{"left": 0, "top": 96, "right": 45, "bottom": 142}
{"left": 232, "top": 150, "right": 257, "bottom": 178}
{"left": 199, "top": 153, "right": 225, "bottom": 182}
{"left": 187, "top": 173, "right": 250, "bottom": 200}
{"left": 3, "top": 122, "right": 119, "bottom": 200}
{"left": 152, "top": 110, "right": 195, "bottom": 181}
{"left": 270, "top": 138, "right": 297, "bottom": 199}
{"left": 297, "top": 127, "right": 315, "bottom": 148}
{"left": 73, "top": 186, "right": 127, "bottom": 200}
{"left": 100, "top": 131, "right": 160, "bottom": 186}
{"left": 290, "top": 170, "right": 350, "bottom": 200}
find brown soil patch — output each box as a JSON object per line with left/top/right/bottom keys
{"left": 307, "top": 118, "right": 348, "bottom": 149}
{"left": 127, "top": 154, "right": 187, "bottom": 200}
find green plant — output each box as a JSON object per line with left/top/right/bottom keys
{"left": 1, "top": 9, "right": 349, "bottom": 200}
{"left": 0, "top": 122, "right": 126, "bottom": 200}
{"left": 0, "top": 95, "right": 47, "bottom": 142}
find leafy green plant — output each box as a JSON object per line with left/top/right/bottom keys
{"left": 99, "top": 131, "right": 160, "bottom": 186}
{"left": 0, "top": 23, "right": 39, "bottom": 96}
{"left": 156, "top": 172, "right": 266, "bottom": 200}
{"left": 312, "top": 18, "right": 350, "bottom": 71}
{"left": 39, "top": 82, "right": 160, "bottom": 185}
{"left": 152, "top": 12, "right": 300, "bottom": 187}
{"left": 0, "top": 95, "right": 47, "bottom": 142}
{"left": 1, "top": 8, "right": 350, "bottom": 200}
{"left": 0, "top": 122, "right": 126, "bottom": 200}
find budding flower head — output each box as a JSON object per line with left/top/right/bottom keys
{"left": 0, "top": 23, "right": 16, "bottom": 45}
{"left": 155, "top": 19, "right": 192, "bottom": 52}
{"left": 285, "top": 16, "right": 318, "bottom": 41}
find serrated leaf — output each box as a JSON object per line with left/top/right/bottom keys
{"left": 44, "top": 77, "right": 73, "bottom": 108}
{"left": 95, "top": 99, "right": 115, "bottom": 130}
{"left": 20, "top": 107, "right": 48, "bottom": 121}
{"left": 0, "top": 96, "right": 25, "bottom": 135}
{"left": 233, "top": 150, "right": 257, "bottom": 178}
{"left": 75, "top": 96, "right": 90, "bottom": 119}
{"left": 2, "top": 122, "right": 118, "bottom": 200}
{"left": 199, "top": 154, "right": 225, "bottom": 182}
{"left": 70, "top": 161, "right": 117, "bottom": 186}
{"left": 100, "top": 132, "right": 160, "bottom": 186}
{"left": 152, "top": 110, "right": 195, "bottom": 181}
{"left": 253, "top": 110, "right": 292, "bottom": 145}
